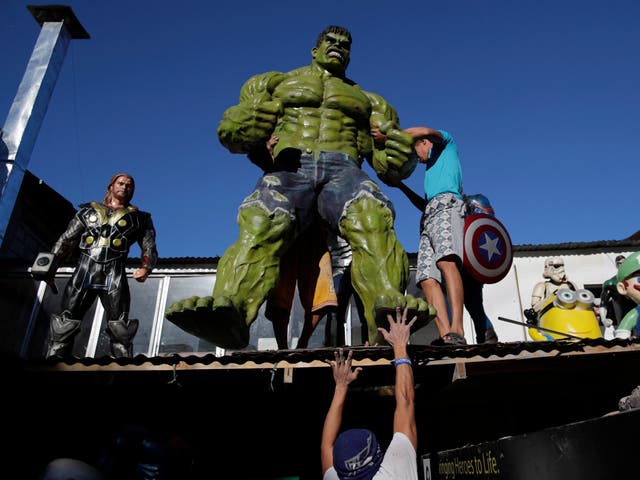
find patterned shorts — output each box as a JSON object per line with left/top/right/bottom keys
{"left": 416, "top": 192, "right": 465, "bottom": 285}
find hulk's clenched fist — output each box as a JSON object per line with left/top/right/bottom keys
{"left": 218, "top": 99, "right": 283, "bottom": 154}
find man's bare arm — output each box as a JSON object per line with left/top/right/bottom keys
{"left": 378, "top": 307, "right": 418, "bottom": 449}
{"left": 405, "top": 126, "right": 443, "bottom": 143}
{"left": 321, "top": 349, "right": 362, "bottom": 473}
{"left": 398, "top": 182, "right": 427, "bottom": 212}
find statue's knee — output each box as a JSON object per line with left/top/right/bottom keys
{"left": 238, "top": 203, "right": 295, "bottom": 240}
{"left": 341, "top": 194, "right": 394, "bottom": 235}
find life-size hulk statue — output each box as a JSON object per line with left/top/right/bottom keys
{"left": 166, "top": 25, "right": 435, "bottom": 348}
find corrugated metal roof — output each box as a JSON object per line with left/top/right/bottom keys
{"left": 24, "top": 337, "right": 640, "bottom": 373}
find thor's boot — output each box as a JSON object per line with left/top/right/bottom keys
{"left": 107, "top": 313, "right": 139, "bottom": 358}
{"left": 46, "top": 313, "right": 81, "bottom": 358}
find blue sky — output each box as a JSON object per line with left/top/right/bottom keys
{"left": 1, "top": 0, "right": 638, "bottom": 259}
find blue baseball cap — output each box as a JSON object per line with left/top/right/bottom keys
{"left": 333, "top": 429, "right": 383, "bottom": 480}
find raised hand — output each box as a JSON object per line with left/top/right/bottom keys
{"left": 328, "top": 348, "right": 362, "bottom": 388}
{"left": 378, "top": 306, "right": 417, "bottom": 348}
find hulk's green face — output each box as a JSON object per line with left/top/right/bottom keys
{"left": 312, "top": 32, "right": 351, "bottom": 75}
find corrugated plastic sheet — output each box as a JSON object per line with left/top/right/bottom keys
{"left": 24, "top": 337, "right": 640, "bottom": 370}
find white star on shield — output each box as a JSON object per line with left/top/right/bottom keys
{"left": 479, "top": 232, "right": 501, "bottom": 262}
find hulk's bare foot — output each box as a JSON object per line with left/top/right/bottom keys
{"left": 374, "top": 294, "right": 436, "bottom": 333}
{"left": 165, "top": 296, "right": 250, "bottom": 349}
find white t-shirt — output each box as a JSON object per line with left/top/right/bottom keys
{"left": 323, "top": 432, "right": 418, "bottom": 480}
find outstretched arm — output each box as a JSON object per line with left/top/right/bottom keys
{"left": 404, "top": 126, "right": 443, "bottom": 143}
{"left": 321, "top": 349, "right": 362, "bottom": 474}
{"left": 397, "top": 180, "right": 427, "bottom": 212}
{"left": 378, "top": 307, "right": 418, "bottom": 449}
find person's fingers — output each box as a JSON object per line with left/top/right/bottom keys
{"left": 345, "top": 349, "right": 353, "bottom": 366}
{"left": 408, "top": 316, "right": 418, "bottom": 328}
{"left": 334, "top": 349, "right": 342, "bottom": 364}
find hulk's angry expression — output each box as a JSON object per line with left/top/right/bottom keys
{"left": 312, "top": 31, "right": 351, "bottom": 75}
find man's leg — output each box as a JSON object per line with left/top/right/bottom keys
{"left": 265, "top": 305, "right": 291, "bottom": 350}
{"left": 297, "top": 311, "right": 328, "bottom": 348}
{"left": 462, "top": 269, "right": 496, "bottom": 343}
{"left": 296, "top": 227, "right": 337, "bottom": 348}
{"left": 420, "top": 193, "right": 466, "bottom": 343}
{"left": 415, "top": 211, "right": 452, "bottom": 339}
{"left": 420, "top": 278, "right": 450, "bottom": 337}
{"left": 339, "top": 267, "right": 368, "bottom": 345}
{"left": 265, "top": 242, "right": 299, "bottom": 350}
{"left": 438, "top": 257, "right": 464, "bottom": 337}
{"left": 328, "top": 272, "right": 348, "bottom": 347}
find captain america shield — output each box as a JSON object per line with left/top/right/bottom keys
{"left": 463, "top": 213, "right": 513, "bottom": 284}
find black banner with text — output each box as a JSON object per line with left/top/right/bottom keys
{"left": 421, "top": 408, "right": 639, "bottom": 480}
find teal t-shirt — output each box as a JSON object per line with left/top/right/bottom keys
{"left": 423, "top": 130, "right": 463, "bottom": 201}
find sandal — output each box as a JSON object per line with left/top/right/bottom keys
{"left": 442, "top": 332, "right": 467, "bottom": 345}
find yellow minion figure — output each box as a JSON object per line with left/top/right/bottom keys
{"left": 528, "top": 288, "right": 601, "bottom": 341}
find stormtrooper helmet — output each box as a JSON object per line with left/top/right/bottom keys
{"left": 543, "top": 257, "right": 567, "bottom": 283}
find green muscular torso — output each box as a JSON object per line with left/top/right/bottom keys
{"left": 219, "top": 65, "right": 385, "bottom": 163}
{"left": 271, "top": 66, "right": 374, "bottom": 161}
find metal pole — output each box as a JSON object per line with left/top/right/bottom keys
{"left": 497, "top": 316, "right": 583, "bottom": 340}
{"left": 0, "top": 5, "right": 89, "bottom": 248}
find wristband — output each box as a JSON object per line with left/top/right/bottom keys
{"left": 393, "top": 357, "right": 412, "bottom": 367}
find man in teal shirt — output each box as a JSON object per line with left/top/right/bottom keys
{"left": 405, "top": 127, "right": 466, "bottom": 345}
